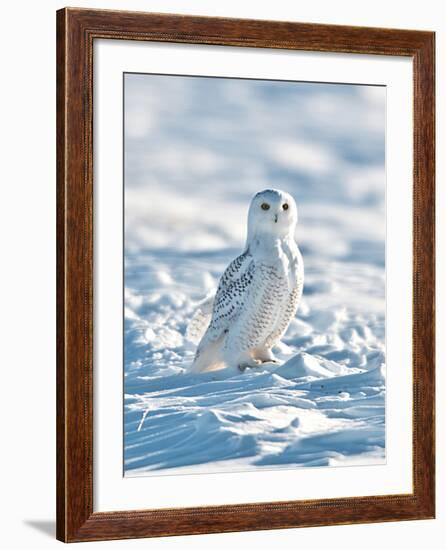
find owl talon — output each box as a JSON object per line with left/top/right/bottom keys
{"left": 253, "top": 349, "right": 280, "bottom": 363}
{"left": 238, "top": 360, "right": 261, "bottom": 372}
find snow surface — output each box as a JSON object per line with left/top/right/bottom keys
{"left": 124, "top": 74, "right": 386, "bottom": 475}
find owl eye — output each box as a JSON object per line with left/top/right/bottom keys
{"left": 261, "top": 203, "right": 270, "bottom": 211}
{"left": 282, "top": 203, "right": 289, "bottom": 211}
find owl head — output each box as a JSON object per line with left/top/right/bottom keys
{"left": 246, "top": 188, "right": 298, "bottom": 246}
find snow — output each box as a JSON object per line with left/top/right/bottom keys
{"left": 123, "top": 74, "right": 386, "bottom": 476}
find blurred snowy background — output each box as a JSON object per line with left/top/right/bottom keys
{"left": 124, "top": 74, "right": 386, "bottom": 476}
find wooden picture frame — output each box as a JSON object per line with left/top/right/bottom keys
{"left": 56, "top": 7, "right": 435, "bottom": 542}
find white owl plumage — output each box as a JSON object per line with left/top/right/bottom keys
{"left": 190, "top": 189, "right": 304, "bottom": 373}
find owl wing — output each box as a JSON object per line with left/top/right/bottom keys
{"left": 196, "top": 250, "right": 255, "bottom": 348}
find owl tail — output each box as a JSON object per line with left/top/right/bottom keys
{"left": 190, "top": 334, "right": 225, "bottom": 373}
{"left": 186, "top": 294, "right": 215, "bottom": 345}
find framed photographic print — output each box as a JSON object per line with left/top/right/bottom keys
{"left": 56, "top": 7, "right": 435, "bottom": 542}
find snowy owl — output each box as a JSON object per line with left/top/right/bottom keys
{"left": 190, "top": 188, "right": 304, "bottom": 373}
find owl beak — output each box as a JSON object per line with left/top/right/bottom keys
{"left": 274, "top": 214, "right": 278, "bottom": 223}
